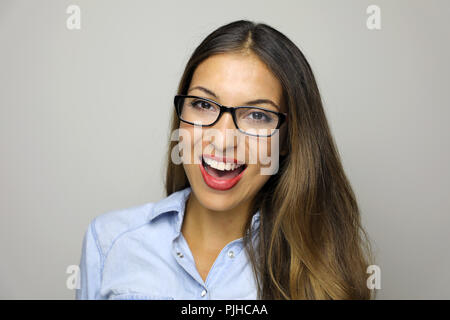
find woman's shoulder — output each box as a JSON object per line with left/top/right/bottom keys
{"left": 86, "top": 201, "right": 155, "bottom": 256}
{"left": 85, "top": 187, "right": 191, "bottom": 255}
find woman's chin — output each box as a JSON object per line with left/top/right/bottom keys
{"left": 193, "top": 184, "right": 244, "bottom": 212}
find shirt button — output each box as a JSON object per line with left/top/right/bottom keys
{"left": 228, "top": 250, "right": 235, "bottom": 258}
{"left": 176, "top": 251, "right": 184, "bottom": 258}
{"left": 201, "top": 289, "right": 207, "bottom": 297}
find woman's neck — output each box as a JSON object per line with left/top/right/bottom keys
{"left": 181, "top": 191, "right": 252, "bottom": 249}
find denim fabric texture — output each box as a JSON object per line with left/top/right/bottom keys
{"left": 76, "top": 187, "right": 261, "bottom": 300}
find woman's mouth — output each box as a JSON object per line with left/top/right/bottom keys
{"left": 199, "top": 155, "right": 247, "bottom": 191}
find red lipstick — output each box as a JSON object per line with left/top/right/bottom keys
{"left": 199, "top": 156, "right": 246, "bottom": 191}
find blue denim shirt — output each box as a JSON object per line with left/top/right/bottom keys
{"left": 75, "top": 187, "right": 261, "bottom": 300}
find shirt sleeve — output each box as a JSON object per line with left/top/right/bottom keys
{"left": 75, "top": 219, "right": 104, "bottom": 300}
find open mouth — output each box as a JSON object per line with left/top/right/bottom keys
{"left": 201, "top": 156, "right": 247, "bottom": 180}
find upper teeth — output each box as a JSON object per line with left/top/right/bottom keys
{"left": 203, "top": 157, "right": 243, "bottom": 171}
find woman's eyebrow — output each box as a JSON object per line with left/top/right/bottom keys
{"left": 188, "top": 86, "right": 280, "bottom": 111}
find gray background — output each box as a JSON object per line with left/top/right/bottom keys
{"left": 0, "top": 0, "right": 449, "bottom": 299}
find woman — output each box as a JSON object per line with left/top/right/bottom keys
{"left": 76, "top": 20, "right": 373, "bottom": 300}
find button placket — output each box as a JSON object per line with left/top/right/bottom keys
{"left": 173, "top": 234, "right": 207, "bottom": 288}
{"left": 203, "top": 243, "right": 242, "bottom": 290}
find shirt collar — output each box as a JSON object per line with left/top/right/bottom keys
{"left": 149, "top": 187, "right": 261, "bottom": 235}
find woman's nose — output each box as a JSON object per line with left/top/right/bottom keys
{"left": 205, "top": 112, "right": 239, "bottom": 150}
{"left": 212, "top": 111, "right": 236, "bottom": 132}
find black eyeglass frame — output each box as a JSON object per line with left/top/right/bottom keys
{"left": 174, "top": 95, "right": 288, "bottom": 137}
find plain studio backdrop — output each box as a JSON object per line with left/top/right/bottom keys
{"left": 0, "top": 0, "right": 449, "bottom": 299}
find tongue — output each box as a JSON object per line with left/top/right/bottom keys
{"left": 205, "top": 164, "right": 242, "bottom": 180}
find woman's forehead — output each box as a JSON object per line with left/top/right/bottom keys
{"left": 190, "top": 53, "right": 283, "bottom": 108}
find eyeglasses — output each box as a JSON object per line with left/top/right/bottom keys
{"left": 174, "top": 95, "right": 287, "bottom": 137}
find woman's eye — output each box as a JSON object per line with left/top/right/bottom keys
{"left": 247, "top": 111, "right": 271, "bottom": 122}
{"left": 192, "top": 100, "right": 212, "bottom": 110}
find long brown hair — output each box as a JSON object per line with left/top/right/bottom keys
{"left": 165, "top": 20, "right": 374, "bottom": 299}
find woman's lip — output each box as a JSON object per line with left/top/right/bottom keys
{"left": 199, "top": 156, "right": 246, "bottom": 191}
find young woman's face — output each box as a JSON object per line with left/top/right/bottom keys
{"left": 180, "top": 52, "right": 285, "bottom": 212}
